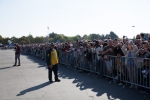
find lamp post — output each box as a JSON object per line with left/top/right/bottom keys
{"left": 132, "top": 26, "right": 135, "bottom": 39}
{"left": 47, "top": 27, "right": 49, "bottom": 43}
{"left": 47, "top": 27, "right": 49, "bottom": 36}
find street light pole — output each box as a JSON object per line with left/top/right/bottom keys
{"left": 47, "top": 27, "right": 49, "bottom": 43}
{"left": 47, "top": 27, "right": 49, "bottom": 35}
{"left": 132, "top": 26, "right": 135, "bottom": 40}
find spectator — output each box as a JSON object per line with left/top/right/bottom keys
{"left": 84, "top": 44, "right": 92, "bottom": 72}
{"left": 78, "top": 46, "right": 85, "bottom": 72}
{"left": 121, "top": 40, "right": 138, "bottom": 88}
{"left": 134, "top": 38, "right": 142, "bottom": 49}
{"left": 141, "top": 59, "right": 150, "bottom": 94}
{"left": 140, "top": 33, "right": 147, "bottom": 41}
{"left": 13, "top": 43, "right": 21, "bottom": 66}
{"left": 113, "top": 38, "right": 118, "bottom": 47}
{"left": 95, "top": 40, "right": 103, "bottom": 74}
{"left": 136, "top": 34, "right": 141, "bottom": 39}
{"left": 102, "top": 39, "right": 115, "bottom": 76}
{"left": 115, "top": 52, "right": 125, "bottom": 85}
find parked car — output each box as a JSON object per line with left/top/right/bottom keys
{"left": 0, "top": 45, "right": 5, "bottom": 50}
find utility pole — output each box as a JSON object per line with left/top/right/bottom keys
{"left": 132, "top": 26, "right": 135, "bottom": 40}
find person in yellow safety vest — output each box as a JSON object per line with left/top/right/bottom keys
{"left": 46, "top": 43, "right": 60, "bottom": 83}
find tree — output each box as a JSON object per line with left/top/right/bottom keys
{"left": 53, "top": 34, "right": 66, "bottom": 42}
{"left": 2, "top": 37, "right": 10, "bottom": 45}
{"left": 0, "top": 31, "right": 121, "bottom": 44}
{"left": 49, "top": 32, "right": 57, "bottom": 38}
{"left": 27, "top": 34, "right": 34, "bottom": 43}
{"left": 39, "top": 36, "right": 44, "bottom": 43}
{"left": 72, "top": 35, "right": 81, "bottom": 41}
{"left": 34, "top": 36, "right": 44, "bottom": 43}
{"left": 100, "top": 34, "right": 105, "bottom": 40}
{"left": 11, "top": 36, "right": 17, "bottom": 43}
{"left": 45, "top": 36, "right": 49, "bottom": 43}
{"left": 0, "top": 35, "right": 2, "bottom": 43}
{"left": 105, "top": 34, "right": 110, "bottom": 39}
{"left": 89, "top": 33, "right": 100, "bottom": 40}
{"left": 49, "top": 38, "right": 54, "bottom": 42}
{"left": 109, "top": 31, "right": 118, "bottom": 39}
{"left": 83, "top": 34, "right": 89, "bottom": 40}
{"left": 19, "top": 36, "right": 29, "bottom": 44}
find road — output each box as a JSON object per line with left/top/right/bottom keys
{"left": 0, "top": 50, "right": 149, "bottom": 100}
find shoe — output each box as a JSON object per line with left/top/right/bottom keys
{"left": 145, "top": 92, "right": 150, "bottom": 95}
{"left": 55, "top": 79, "right": 61, "bottom": 82}
{"left": 18, "top": 65, "right": 20, "bottom": 66}
{"left": 49, "top": 80, "right": 53, "bottom": 83}
{"left": 13, "top": 65, "right": 16, "bottom": 66}
{"left": 134, "top": 85, "right": 138, "bottom": 89}
{"left": 140, "top": 91, "right": 146, "bottom": 94}
{"left": 114, "top": 76, "right": 118, "bottom": 80}
{"left": 118, "top": 83, "right": 123, "bottom": 85}
{"left": 129, "top": 84, "right": 133, "bottom": 88}
{"left": 79, "top": 70, "right": 83, "bottom": 73}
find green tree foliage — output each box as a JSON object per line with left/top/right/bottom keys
{"left": 100, "top": 34, "right": 105, "bottom": 40}
{"left": 11, "top": 36, "right": 18, "bottom": 43}
{"left": 88, "top": 33, "right": 100, "bottom": 40}
{"left": 83, "top": 34, "right": 88, "bottom": 40}
{"left": 2, "top": 37, "right": 10, "bottom": 45}
{"left": 0, "top": 31, "right": 119, "bottom": 44}
{"left": 109, "top": 31, "right": 118, "bottom": 39}
{"left": 72, "top": 35, "right": 81, "bottom": 41}
{"left": 53, "top": 34, "right": 65, "bottom": 42}
{"left": 49, "top": 32, "right": 57, "bottom": 38}
{"left": 27, "top": 34, "right": 34, "bottom": 43}
{"left": 34, "top": 36, "right": 44, "bottom": 43}
{"left": 49, "top": 38, "right": 54, "bottom": 42}
{"left": 0, "top": 35, "right": 3, "bottom": 43}
{"left": 19, "top": 36, "right": 29, "bottom": 44}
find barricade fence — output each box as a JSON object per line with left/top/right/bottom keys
{"left": 21, "top": 47, "right": 46, "bottom": 60}
{"left": 21, "top": 48, "right": 150, "bottom": 89}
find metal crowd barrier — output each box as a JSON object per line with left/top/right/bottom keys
{"left": 21, "top": 48, "right": 150, "bottom": 90}
{"left": 58, "top": 50, "right": 150, "bottom": 90}
{"left": 21, "top": 48, "right": 46, "bottom": 61}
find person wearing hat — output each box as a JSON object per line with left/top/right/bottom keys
{"left": 46, "top": 43, "right": 60, "bottom": 82}
{"left": 13, "top": 43, "right": 21, "bottom": 66}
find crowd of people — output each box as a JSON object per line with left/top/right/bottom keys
{"left": 20, "top": 33, "right": 150, "bottom": 95}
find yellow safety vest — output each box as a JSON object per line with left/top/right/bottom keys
{"left": 50, "top": 49, "right": 58, "bottom": 65}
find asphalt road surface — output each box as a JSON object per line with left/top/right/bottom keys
{"left": 0, "top": 50, "right": 150, "bottom": 100}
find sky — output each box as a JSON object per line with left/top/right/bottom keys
{"left": 0, "top": 0, "right": 150, "bottom": 38}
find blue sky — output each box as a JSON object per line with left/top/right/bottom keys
{"left": 0, "top": 0, "right": 150, "bottom": 38}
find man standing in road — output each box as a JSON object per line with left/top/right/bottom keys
{"left": 13, "top": 43, "right": 21, "bottom": 66}
{"left": 46, "top": 43, "right": 60, "bottom": 83}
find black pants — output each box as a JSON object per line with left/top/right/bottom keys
{"left": 14, "top": 54, "right": 20, "bottom": 65}
{"left": 48, "top": 64, "right": 58, "bottom": 81}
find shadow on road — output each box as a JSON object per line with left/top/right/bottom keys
{"left": 0, "top": 66, "right": 14, "bottom": 70}
{"left": 58, "top": 65, "right": 150, "bottom": 100}
{"left": 17, "top": 81, "right": 52, "bottom": 96}
{"left": 19, "top": 53, "right": 150, "bottom": 100}
{"left": 21, "top": 53, "right": 47, "bottom": 68}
